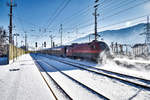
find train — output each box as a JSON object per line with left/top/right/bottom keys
{"left": 37, "top": 40, "right": 110, "bottom": 62}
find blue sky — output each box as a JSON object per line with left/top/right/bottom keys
{"left": 0, "top": 0, "right": 150, "bottom": 49}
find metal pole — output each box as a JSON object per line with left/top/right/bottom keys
{"left": 49, "top": 31, "right": 52, "bottom": 48}
{"left": 13, "top": 35, "right": 14, "bottom": 62}
{"left": 60, "top": 24, "right": 63, "bottom": 46}
{"left": 8, "top": 0, "right": 16, "bottom": 44}
{"left": 93, "top": 0, "right": 99, "bottom": 41}
{"left": 16, "top": 34, "right": 17, "bottom": 59}
{"left": 94, "top": 7, "right": 97, "bottom": 41}
{"left": 89, "top": 35, "right": 90, "bottom": 42}
{"left": 9, "top": 0, "right": 13, "bottom": 44}
{"left": 24, "top": 33, "right": 27, "bottom": 51}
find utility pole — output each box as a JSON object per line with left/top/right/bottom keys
{"left": 7, "top": 0, "right": 16, "bottom": 44}
{"left": 25, "top": 33, "right": 27, "bottom": 51}
{"left": 35, "top": 42, "right": 37, "bottom": 54}
{"left": 145, "top": 16, "right": 150, "bottom": 54}
{"left": 21, "top": 40, "right": 23, "bottom": 47}
{"left": 140, "top": 16, "right": 150, "bottom": 54}
{"left": 12, "top": 34, "right": 15, "bottom": 62}
{"left": 60, "top": 24, "right": 63, "bottom": 46}
{"left": 89, "top": 34, "right": 91, "bottom": 42}
{"left": 49, "top": 35, "right": 54, "bottom": 48}
{"left": 14, "top": 33, "right": 19, "bottom": 47}
{"left": 14, "top": 33, "right": 19, "bottom": 59}
{"left": 42, "top": 43, "right": 44, "bottom": 49}
{"left": 145, "top": 16, "right": 150, "bottom": 45}
{"left": 21, "top": 40, "right": 23, "bottom": 55}
{"left": 93, "top": 0, "right": 99, "bottom": 41}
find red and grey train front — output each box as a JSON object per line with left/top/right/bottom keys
{"left": 66, "top": 41, "right": 109, "bottom": 61}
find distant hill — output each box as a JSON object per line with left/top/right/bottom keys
{"left": 70, "top": 23, "right": 146, "bottom": 46}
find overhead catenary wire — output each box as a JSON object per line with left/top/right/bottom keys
{"left": 64, "top": 19, "right": 147, "bottom": 44}
{"left": 43, "top": 0, "right": 67, "bottom": 27}
{"left": 50, "top": 0, "right": 111, "bottom": 30}
{"left": 54, "top": 0, "right": 137, "bottom": 30}
{"left": 12, "top": 0, "right": 150, "bottom": 46}
{"left": 64, "top": 0, "right": 150, "bottom": 32}
{"left": 65, "top": 15, "right": 149, "bottom": 41}
{"left": 100, "top": 0, "right": 150, "bottom": 20}
{"left": 46, "top": 0, "right": 71, "bottom": 29}
{"left": 60, "top": 0, "right": 110, "bottom": 24}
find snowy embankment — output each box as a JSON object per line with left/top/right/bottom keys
{"left": 98, "top": 55, "right": 150, "bottom": 81}
{"left": 0, "top": 54, "right": 54, "bottom": 100}
{"left": 32, "top": 54, "right": 150, "bottom": 100}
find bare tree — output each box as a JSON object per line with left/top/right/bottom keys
{"left": 0, "top": 27, "right": 8, "bottom": 56}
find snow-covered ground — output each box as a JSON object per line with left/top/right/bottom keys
{"left": 41, "top": 53, "right": 150, "bottom": 80}
{"left": 31, "top": 54, "right": 150, "bottom": 100}
{"left": 97, "top": 56, "right": 150, "bottom": 81}
{"left": 0, "top": 54, "right": 54, "bottom": 100}
{"left": 1, "top": 53, "right": 150, "bottom": 100}
{"left": 32, "top": 54, "right": 105, "bottom": 100}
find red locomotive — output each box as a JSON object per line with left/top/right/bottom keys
{"left": 39, "top": 40, "right": 109, "bottom": 61}
{"left": 68, "top": 40, "right": 109, "bottom": 60}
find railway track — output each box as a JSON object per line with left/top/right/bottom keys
{"left": 32, "top": 54, "right": 109, "bottom": 100}
{"left": 32, "top": 56, "right": 72, "bottom": 100}
{"left": 54, "top": 56, "right": 150, "bottom": 83}
{"left": 39, "top": 54, "right": 150, "bottom": 91}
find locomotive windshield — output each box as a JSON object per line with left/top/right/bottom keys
{"left": 99, "top": 42, "right": 109, "bottom": 51}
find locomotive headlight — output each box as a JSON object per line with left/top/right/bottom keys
{"left": 66, "top": 49, "right": 69, "bottom": 53}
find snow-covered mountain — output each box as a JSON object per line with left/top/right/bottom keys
{"left": 70, "top": 23, "right": 146, "bottom": 45}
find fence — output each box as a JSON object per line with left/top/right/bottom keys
{"left": 9, "top": 44, "right": 26, "bottom": 63}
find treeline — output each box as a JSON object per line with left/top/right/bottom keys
{"left": 0, "top": 27, "right": 8, "bottom": 57}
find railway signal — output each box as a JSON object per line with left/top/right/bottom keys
{"left": 35, "top": 42, "right": 38, "bottom": 48}
{"left": 44, "top": 42, "right": 46, "bottom": 47}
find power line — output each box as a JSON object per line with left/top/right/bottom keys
{"left": 64, "top": 0, "right": 150, "bottom": 32}
{"left": 66, "top": 14, "right": 149, "bottom": 39}
{"left": 56, "top": 0, "right": 129, "bottom": 29}
{"left": 43, "top": 0, "right": 66, "bottom": 27}
{"left": 13, "top": 15, "right": 43, "bottom": 28}
{"left": 98, "top": 15, "right": 150, "bottom": 30}
{"left": 76, "top": 19, "right": 147, "bottom": 42}
{"left": 50, "top": 0, "right": 111, "bottom": 29}
{"left": 84, "top": 0, "right": 146, "bottom": 29}
{"left": 61, "top": 6, "right": 93, "bottom": 25}
{"left": 101, "top": 0, "right": 139, "bottom": 14}
{"left": 46, "top": 0, "right": 71, "bottom": 29}
{"left": 100, "top": 0, "right": 150, "bottom": 20}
